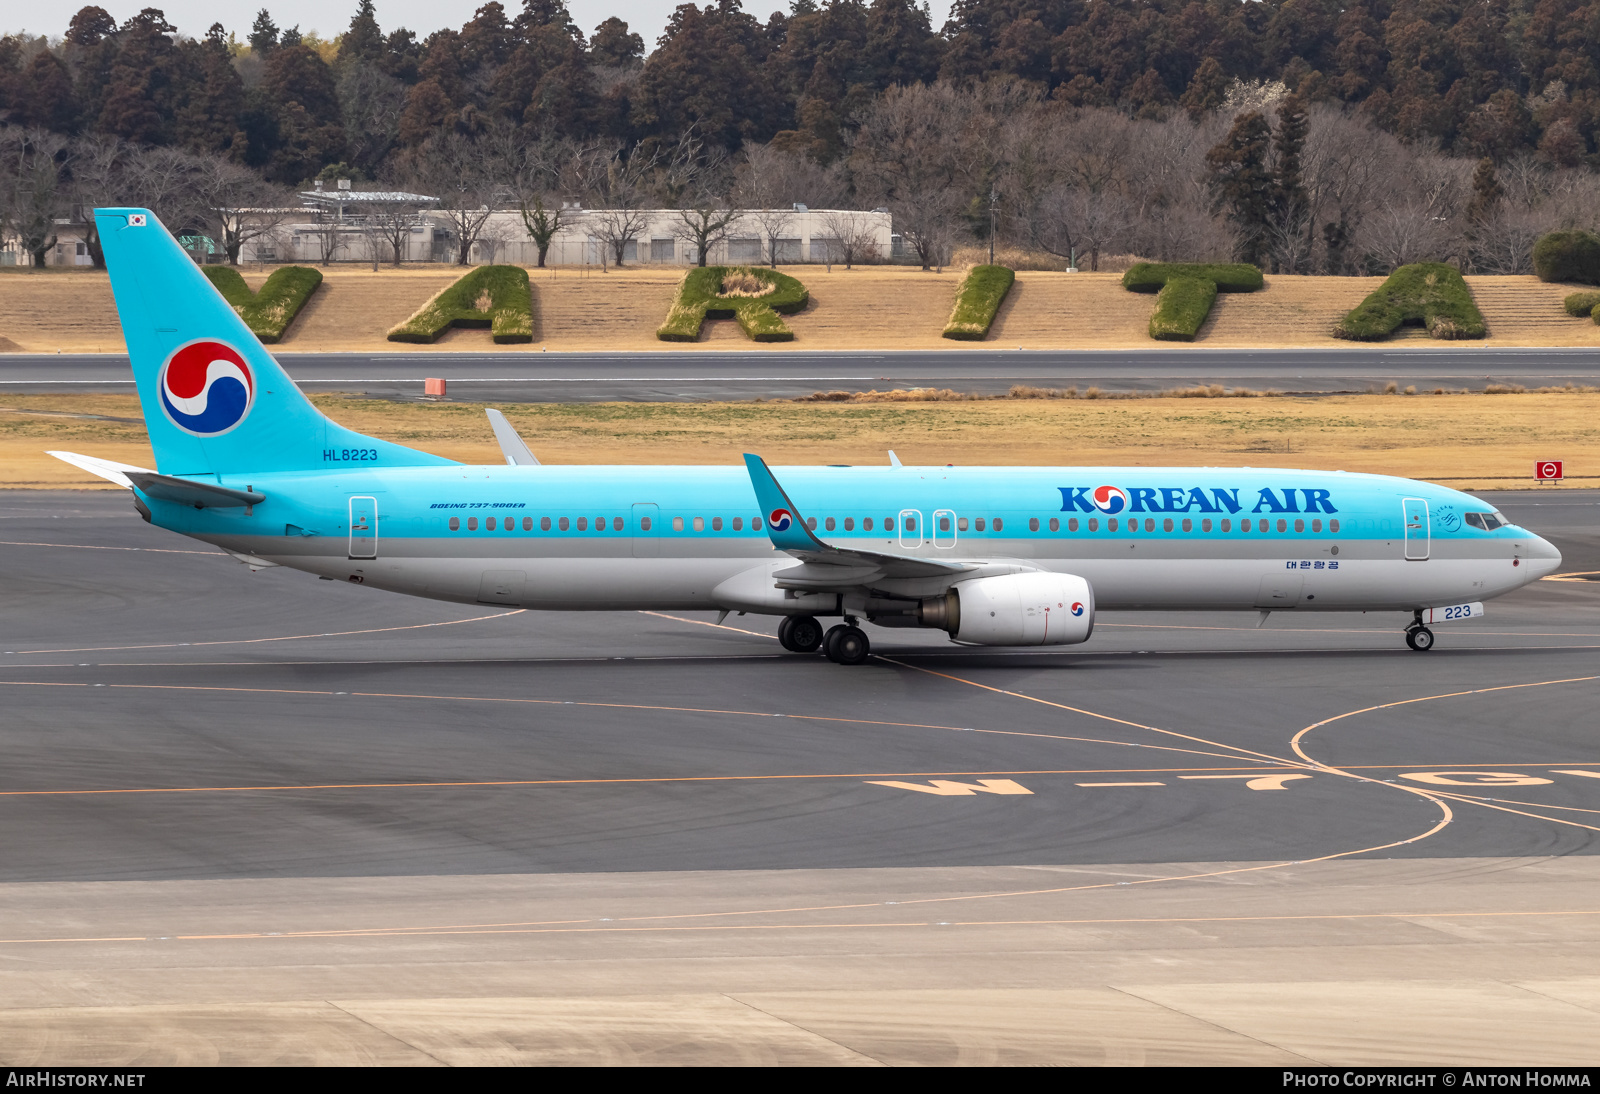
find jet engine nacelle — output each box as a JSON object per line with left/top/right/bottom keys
{"left": 942, "top": 572, "right": 1095, "bottom": 646}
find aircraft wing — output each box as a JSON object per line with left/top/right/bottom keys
{"left": 742, "top": 452, "right": 980, "bottom": 588}
{"left": 49, "top": 451, "right": 264, "bottom": 508}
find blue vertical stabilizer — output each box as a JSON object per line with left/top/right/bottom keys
{"left": 95, "top": 208, "right": 455, "bottom": 475}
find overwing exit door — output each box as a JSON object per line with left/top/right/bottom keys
{"left": 348, "top": 496, "right": 377, "bottom": 559}
{"left": 1403, "top": 498, "right": 1430, "bottom": 560}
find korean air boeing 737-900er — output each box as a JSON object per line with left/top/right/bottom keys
{"left": 52, "top": 208, "right": 1563, "bottom": 663}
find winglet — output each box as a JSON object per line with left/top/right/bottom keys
{"left": 486, "top": 408, "right": 539, "bottom": 465}
{"left": 888, "top": 450, "right": 902, "bottom": 467}
{"left": 742, "top": 453, "right": 826, "bottom": 552}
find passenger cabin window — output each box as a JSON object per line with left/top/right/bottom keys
{"left": 825, "top": 517, "right": 835, "bottom": 531}
{"left": 449, "top": 517, "right": 460, "bottom": 531}
{"left": 1163, "top": 518, "right": 1173, "bottom": 532}
{"left": 672, "top": 517, "right": 684, "bottom": 531}
{"left": 693, "top": 517, "right": 705, "bottom": 531}
{"left": 1277, "top": 519, "right": 1288, "bottom": 533}
{"left": 1087, "top": 518, "right": 1097, "bottom": 531}
{"left": 1068, "top": 518, "right": 1079, "bottom": 532}
{"left": 862, "top": 517, "right": 872, "bottom": 531}
{"left": 940, "top": 516, "right": 951, "bottom": 533}
{"left": 614, "top": 517, "right": 624, "bottom": 531}
{"left": 640, "top": 516, "right": 651, "bottom": 531}
{"left": 957, "top": 517, "right": 968, "bottom": 531}
{"left": 559, "top": 517, "right": 569, "bottom": 531}
{"left": 974, "top": 518, "right": 985, "bottom": 531}
{"left": 578, "top": 517, "right": 588, "bottom": 531}
{"left": 523, "top": 517, "right": 533, "bottom": 531}
{"left": 1029, "top": 518, "right": 1040, "bottom": 532}
{"left": 541, "top": 517, "right": 551, "bottom": 531}
{"left": 468, "top": 517, "right": 478, "bottom": 530}
{"left": 753, "top": 517, "right": 762, "bottom": 531}
{"left": 1182, "top": 518, "right": 1192, "bottom": 532}
{"left": 885, "top": 517, "right": 895, "bottom": 532}
{"left": 733, "top": 517, "right": 743, "bottom": 531}
{"left": 1312, "top": 518, "right": 1321, "bottom": 532}
{"left": 844, "top": 518, "right": 854, "bottom": 531}
{"left": 1107, "top": 517, "right": 1117, "bottom": 531}
{"left": 1330, "top": 519, "right": 1340, "bottom": 533}
{"left": 993, "top": 518, "right": 1003, "bottom": 532}
{"left": 713, "top": 517, "right": 723, "bottom": 531}
{"left": 487, "top": 517, "right": 497, "bottom": 530}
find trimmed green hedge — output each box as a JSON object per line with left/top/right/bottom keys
{"left": 201, "top": 265, "right": 322, "bottom": 344}
{"left": 387, "top": 265, "right": 534, "bottom": 344}
{"left": 1148, "top": 277, "right": 1219, "bottom": 341}
{"left": 942, "top": 264, "right": 1015, "bottom": 340}
{"left": 1563, "top": 291, "right": 1600, "bottom": 319}
{"left": 1120, "top": 262, "right": 1261, "bottom": 341}
{"left": 1533, "top": 230, "right": 1600, "bottom": 284}
{"left": 656, "top": 266, "right": 809, "bottom": 343}
{"left": 1122, "top": 263, "right": 1264, "bottom": 294}
{"left": 1334, "top": 263, "right": 1487, "bottom": 341}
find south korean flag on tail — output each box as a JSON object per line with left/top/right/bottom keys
{"left": 128, "top": 214, "right": 147, "bottom": 226}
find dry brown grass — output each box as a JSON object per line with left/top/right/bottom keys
{"left": 717, "top": 268, "right": 775, "bottom": 297}
{"left": 5, "top": 390, "right": 1598, "bottom": 492}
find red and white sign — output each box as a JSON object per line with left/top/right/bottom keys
{"left": 1536, "top": 460, "right": 1564, "bottom": 481}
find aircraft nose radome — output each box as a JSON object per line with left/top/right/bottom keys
{"left": 1526, "top": 536, "right": 1562, "bottom": 578}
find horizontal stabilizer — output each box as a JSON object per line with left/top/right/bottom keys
{"left": 48, "top": 451, "right": 263, "bottom": 508}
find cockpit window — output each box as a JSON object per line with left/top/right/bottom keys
{"left": 1464, "top": 511, "right": 1507, "bottom": 531}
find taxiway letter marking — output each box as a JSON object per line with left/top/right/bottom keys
{"left": 1401, "top": 771, "right": 1554, "bottom": 786}
{"left": 1177, "top": 773, "right": 1314, "bottom": 791}
{"left": 866, "top": 778, "right": 1033, "bottom": 796}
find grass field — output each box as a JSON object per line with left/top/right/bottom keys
{"left": 3, "top": 391, "right": 1595, "bottom": 491}
{"left": 4, "top": 266, "right": 1599, "bottom": 351}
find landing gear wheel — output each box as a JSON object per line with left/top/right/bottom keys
{"left": 1405, "top": 625, "right": 1435, "bottom": 651}
{"left": 824, "top": 624, "right": 871, "bottom": 665}
{"left": 778, "top": 615, "right": 824, "bottom": 653}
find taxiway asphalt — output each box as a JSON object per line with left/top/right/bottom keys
{"left": 5, "top": 346, "right": 1600, "bottom": 401}
{"left": 2, "top": 488, "right": 1598, "bottom": 1064}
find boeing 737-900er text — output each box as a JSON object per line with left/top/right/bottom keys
{"left": 51, "top": 208, "right": 1563, "bottom": 663}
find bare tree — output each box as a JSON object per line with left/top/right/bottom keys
{"left": 194, "top": 157, "right": 293, "bottom": 265}
{"left": 850, "top": 84, "right": 968, "bottom": 270}
{"left": 673, "top": 199, "right": 741, "bottom": 267}
{"left": 1025, "top": 185, "right": 1130, "bottom": 270}
{"left": 475, "top": 217, "right": 518, "bottom": 264}
{"left": 67, "top": 134, "right": 137, "bottom": 267}
{"left": 356, "top": 190, "right": 428, "bottom": 267}
{"left": 0, "top": 127, "right": 70, "bottom": 268}
{"left": 408, "top": 131, "right": 503, "bottom": 265}
{"left": 815, "top": 210, "right": 882, "bottom": 268}
{"left": 304, "top": 214, "right": 349, "bottom": 266}
{"left": 733, "top": 143, "right": 796, "bottom": 266}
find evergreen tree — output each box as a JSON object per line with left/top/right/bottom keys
{"left": 98, "top": 9, "right": 178, "bottom": 144}
{"left": 249, "top": 10, "right": 280, "bottom": 55}
{"left": 1466, "top": 156, "right": 1503, "bottom": 225}
{"left": 338, "top": 0, "right": 385, "bottom": 65}
{"left": 1206, "top": 111, "right": 1275, "bottom": 267}
{"left": 590, "top": 17, "right": 643, "bottom": 66}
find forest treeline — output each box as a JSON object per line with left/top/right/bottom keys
{"left": 2, "top": 0, "right": 1600, "bottom": 274}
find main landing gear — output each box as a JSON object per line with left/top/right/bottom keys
{"left": 777, "top": 615, "right": 824, "bottom": 653}
{"left": 776, "top": 615, "right": 871, "bottom": 664}
{"left": 1405, "top": 610, "right": 1436, "bottom": 652}
{"left": 824, "top": 623, "right": 871, "bottom": 665}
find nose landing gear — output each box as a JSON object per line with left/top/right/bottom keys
{"left": 1405, "top": 611, "right": 1435, "bottom": 652}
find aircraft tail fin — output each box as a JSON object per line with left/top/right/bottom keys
{"left": 94, "top": 208, "right": 454, "bottom": 476}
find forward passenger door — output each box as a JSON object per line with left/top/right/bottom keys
{"left": 1403, "top": 499, "right": 1430, "bottom": 560}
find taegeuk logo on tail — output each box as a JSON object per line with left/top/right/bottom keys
{"left": 158, "top": 340, "right": 255, "bottom": 436}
